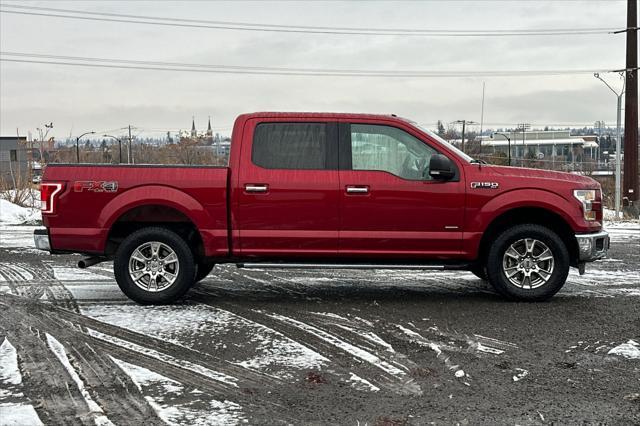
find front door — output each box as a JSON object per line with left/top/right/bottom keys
{"left": 338, "top": 122, "right": 465, "bottom": 259}
{"left": 235, "top": 119, "right": 340, "bottom": 257}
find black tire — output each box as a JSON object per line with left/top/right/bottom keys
{"left": 194, "top": 260, "right": 215, "bottom": 283}
{"left": 486, "top": 224, "right": 569, "bottom": 301}
{"left": 114, "top": 227, "right": 196, "bottom": 304}
{"left": 470, "top": 265, "right": 488, "bottom": 281}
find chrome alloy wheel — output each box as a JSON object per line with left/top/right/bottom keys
{"left": 502, "top": 238, "right": 555, "bottom": 289}
{"left": 128, "top": 241, "right": 180, "bottom": 292}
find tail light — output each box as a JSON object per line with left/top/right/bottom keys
{"left": 40, "top": 182, "right": 64, "bottom": 214}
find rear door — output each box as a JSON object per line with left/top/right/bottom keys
{"left": 338, "top": 121, "right": 465, "bottom": 258}
{"left": 235, "top": 119, "right": 340, "bottom": 257}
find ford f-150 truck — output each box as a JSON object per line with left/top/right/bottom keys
{"left": 34, "top": 112, "right": 610, "bottom": 304}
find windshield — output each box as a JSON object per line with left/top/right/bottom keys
{"left": 412, "top": 122, "right": 475, "bottom": 163}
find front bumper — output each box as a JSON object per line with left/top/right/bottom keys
{"left": 575, "top": 230, "right": 609, "bottom": 262}
{"left": 34, "top": 228, "right": 51, "bottom": 251}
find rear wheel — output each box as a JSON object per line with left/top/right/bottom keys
{"left": 114, "top": 227, "right": 196, "bottom": 304}
{"left": 486, "top": 224, "right": 569, "bottom": 301}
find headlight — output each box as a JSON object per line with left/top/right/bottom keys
{"left": 573, "top": 189, "right": 598, "bottom": 221}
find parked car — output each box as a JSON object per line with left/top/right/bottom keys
{"left": 32, "top": 175, "right": 42, "bottom": 184}
{"left": 34, "top": 112, "right": 609, "bottom": 304}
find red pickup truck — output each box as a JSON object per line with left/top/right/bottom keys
{"left": 35, "top": 112, "right": 609, "bottom": 303}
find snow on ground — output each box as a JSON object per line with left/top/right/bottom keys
{"left": 45, "top": 333, "right": 114, "bottom": 426}
{"left": 0, "top": 338, "right": 44, "bottom": 426}
{"left": 111, "top": 357, "right": 245, "bottom": 426}
{"left": 81, "top": 304, "right": 328, "bottom": 377}
{"left": 0, "top": 225, "right": 39, "bottom": 249}
{"left": 607, "top": 340, "right": 640, "bottom": 360}
{"left": 0, "top": 199, "right": 40, "bottom": 225}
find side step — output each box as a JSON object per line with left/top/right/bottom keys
{"left": 237, "top": 263, "right": 469, "bottom": 270}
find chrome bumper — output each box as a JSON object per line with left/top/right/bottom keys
{"left": 33, "top": 228, "right": 51, "bottom": 251}
{"left": 575, "top": 230, "right": 609, "bottom": 262}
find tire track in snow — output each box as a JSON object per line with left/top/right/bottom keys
{"left": 197, "top": 298, "right": 422, "bottom": 396}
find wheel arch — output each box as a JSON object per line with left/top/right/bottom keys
{"left": 477, "top": 206, "right": 579, "bottom": 267}
{"left": 101, "top": 186, "right": 212, "bottom": 259}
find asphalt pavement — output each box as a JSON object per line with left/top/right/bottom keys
{"left": 0, "top": 224, "right": 638, "bottom": 425}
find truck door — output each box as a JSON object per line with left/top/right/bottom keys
{"left": 338, "top": 122, "right": 464, "bottom": 258}
{"left": 235, "top": 119, "right": 340, "bottom": 257}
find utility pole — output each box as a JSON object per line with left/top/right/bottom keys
{"left": 623, "top": 0, "right": 638, "bottom": 204}
{"left": 453, "top": 120, "right": 478, "bottom": 153}
{"left": 128, "top": 125, "right": 133, "bottom": 164}
{"left": 517, "top": 123, "right": 530, "bottom": 166}
{"left": 595, "top": 73, "right": 625, "bottom": 218}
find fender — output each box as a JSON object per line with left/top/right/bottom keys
{"left": 462, "top": 188, "right": 583, "bottom": 259}
{"left": 470, "top": 188, "right": 581, "bottom": 232}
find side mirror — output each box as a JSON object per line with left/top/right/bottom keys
{"left": 429, "top": 154, "right": 456, "bottom": 180}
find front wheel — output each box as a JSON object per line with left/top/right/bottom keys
{"left": 486, "top": 224, "right": 569, "bottom": 301}
{"left": 114, "top": 227, "right": 196, "bottom": 304}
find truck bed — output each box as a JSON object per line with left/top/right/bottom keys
{"left": 43, "top": 164, "right": 230, "bottom": 256}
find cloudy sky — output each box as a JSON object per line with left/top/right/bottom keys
{"left": 0, "top": 0, "right": 631, "bottom": 140}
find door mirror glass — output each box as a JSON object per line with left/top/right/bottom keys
{"left": 429, "top": 154, "right": 455, "bottom": 180}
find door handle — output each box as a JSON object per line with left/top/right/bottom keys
{"left": 245, "top": 184, "right": 269, "bottom": 193}
{"left": 346, "top": 186, "right": 369, "bottom": 194}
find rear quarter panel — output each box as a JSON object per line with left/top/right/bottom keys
{"left": 43, "top": 165, "right": 229, "bottom": 256}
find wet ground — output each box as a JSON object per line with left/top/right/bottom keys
{"left": 0, "top": 224, "right": 639, "bottom": 425}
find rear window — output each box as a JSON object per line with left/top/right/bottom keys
{"left": 252, "top": 123, "right": 327, "bottom": 169}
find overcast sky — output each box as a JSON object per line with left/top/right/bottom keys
{"left": 0, "top": 0, "right": 632, "bottom": 140}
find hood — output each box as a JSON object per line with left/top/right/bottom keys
{"left": 485, "top": 165, "right": 598, "bottom": 187}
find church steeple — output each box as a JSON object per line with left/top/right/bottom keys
{"left": 191, "top": 116, "right": 197, "bottom": 138}
{"left": 206, "top": 116, "right": 213, "bottom": 137}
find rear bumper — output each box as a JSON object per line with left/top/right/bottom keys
{"left": 575, "top": 230, "right": 609, "bottom": 262}
{"left": 33, "top": 228, "right": 51, "bottom": 251}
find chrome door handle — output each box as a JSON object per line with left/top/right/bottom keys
{"left": 245, "top": 184, "right": 269, "bottom": 193}
{"left": 346, "top": 186, "right": 369, "bottom": 194}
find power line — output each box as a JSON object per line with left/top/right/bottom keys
{"left": 0, "top": 4, "right": 622, "bottom": 36}
{"left": 0, "top": 51, "right": 621, "bottom": 77}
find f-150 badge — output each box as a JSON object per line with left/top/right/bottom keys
{"left": 73, "top": 181, "right": 119, "bottom": 193}
{"left": 470, "top": 182, "right": 499, "bottom": 189}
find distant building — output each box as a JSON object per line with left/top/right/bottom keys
{"left": 180, "top": 116, "right": 214, "bottom": 145}
{"left": 0, "top": 136, "right": 29, "bottom": 184}
{"left": 480, "top": 130, "right": 599, "bottom": 163}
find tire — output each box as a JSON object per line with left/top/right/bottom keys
{"left": 114, "top": 227, "right": 196, "bottom": 304}
{"left": 486, "top": 224, "right": 569, "bottom": 301}
{"left": 194, "top": 260, "right": 215, "bottom": 283}
{"left": 470, "top": 265, "right": 488, "bottom": 281}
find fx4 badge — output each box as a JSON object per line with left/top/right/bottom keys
{"left": 471, "top": 182, "right": 499, "bottom": 189}
{"left": 74, "top": 181, "right": 119, "bottom": 193}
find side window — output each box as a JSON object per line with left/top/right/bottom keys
{"left": 350, "top": 124, "right": 437, "bottom": 180}
{"left": 252, "top": 123, "right": 327, "bottom": 169}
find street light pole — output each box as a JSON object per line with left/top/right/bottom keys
{"left": 75, "top": 131, "right": 95, "bottom": 163}
{"left": 102, "top": 134, "right": 122, "bottom": 163}
{"left": 491, "top": 132, "right": 512, "bottom": 166}
{"left": 594, "top": 72, "right": 625, "bottom": 219}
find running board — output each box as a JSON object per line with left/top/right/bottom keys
{"left": 236, "top": 263, "right": 468, "bottom": 270}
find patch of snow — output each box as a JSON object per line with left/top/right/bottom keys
{"left": 45, "top": 333, "right": 114, "bottom": 426}
{"left": 86, "top": 328, "right": 239, "bottom": 387}
{"left": 0, "top": 226, "right": 39, "bottom": 248}
{"left": 52, "top": 267, "right": 111, "bottom": 282}
{"left": 0, "top": 403, "right": 43, "bottom": 426}
{"left": 608, "top": 340, "right": 640, "bottom": 359}
{"left": 0, "top": 339, "right": 22, "bottom": 387}
{"left": 0, "top": 199, "right": 40, "bottom": 225}
{"left": 348, "top": 373, "right": 380, "bottom": 392}
{"left": 512, "top": 368, "right": 529, "bottom": 382}
{"left": 111, "top": 357, "right": 244, "bottom": 426}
